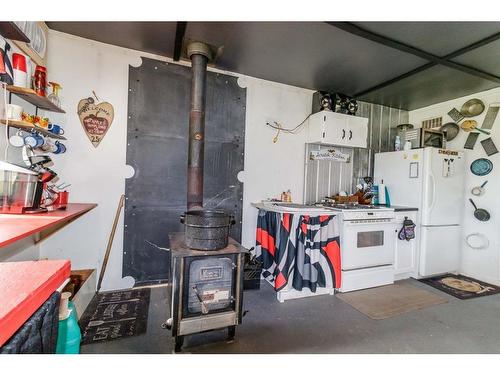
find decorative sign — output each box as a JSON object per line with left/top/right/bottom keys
{"left": 77, "top": 96, "right": 114, "bottom": 147}
{"left": 309, "top": 148, "right": 350, "bottom": 163}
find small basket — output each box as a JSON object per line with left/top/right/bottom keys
{"left": 333, "top": 195, "right": 359, "bottom": 204}
{"left": 244, "top": 252, "right": 262, "bottom": 290}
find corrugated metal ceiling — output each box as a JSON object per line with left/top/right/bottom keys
{"left": 47, "top": 21, "right": 500, "bottom": 110}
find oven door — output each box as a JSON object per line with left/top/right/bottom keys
{"left": 341, "top": 219, "right": 396, "bottom": 270}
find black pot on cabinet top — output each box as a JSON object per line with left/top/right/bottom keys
{"left": 180, "top": 209, "right": 235, "bottom": 251}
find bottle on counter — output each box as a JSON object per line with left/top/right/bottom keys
{"left": 395, "top": 135, "right": 401, "bottom": 151}
{"left": 280, "top": 190, "right": 292, "bottom": 202}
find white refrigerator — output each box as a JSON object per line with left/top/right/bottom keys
{"left": 374, "top": 148, "right": 465, "bottom": 277}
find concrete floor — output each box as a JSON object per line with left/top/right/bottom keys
{"left": 81, "top": 278, "right": 500, "bottom": 354}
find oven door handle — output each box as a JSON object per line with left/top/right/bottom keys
{"left": 344, "top": 220, "right": 395, "bottom": 226}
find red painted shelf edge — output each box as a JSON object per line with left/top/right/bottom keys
{"left": 0, "top": 203, "right": 98, "bottom": 248}
{"left": 0, "top": 260, "right": 71, "bottom": 346}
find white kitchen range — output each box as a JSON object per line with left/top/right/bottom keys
{"left": 319, "top": 204, "right": 397, "bottom": 292}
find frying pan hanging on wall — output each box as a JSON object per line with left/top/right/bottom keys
{"left": 469, "top": 199, "right": 490, "bottom": 222}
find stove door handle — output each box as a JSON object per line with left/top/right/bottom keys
{"left": 193, "top": 286, "right": 209, "bottom": 315}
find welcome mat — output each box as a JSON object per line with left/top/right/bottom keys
{"left": 79, "top": 288, "right": 151, "bottom": 345}
{"left": 420, "top": 274, "right": 500, "bottom": 300}
{"left": 336, "top": 283, "right": 448, "bottom": 320}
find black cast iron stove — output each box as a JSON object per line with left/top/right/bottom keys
{"left": 164, "top": 41, "right": 246, "bottom": 353}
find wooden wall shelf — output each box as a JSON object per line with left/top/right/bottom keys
{"left": 0, "top": 203, "right": 97, "bottom": 248}
{"left": 0, "top": 119, "right": 67, "bottom": 140}
{"left": 0, "top": 22, "right": 30, "bottom": 43}
{"left": 7, "top": 86, "right": 65, "bottom": 114}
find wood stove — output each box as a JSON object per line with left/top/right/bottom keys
{"left": 164, "top": 233, "right": 245, "bottom": 352}
{"left": 163, "top": 41, "right": 246, "bottom": 352}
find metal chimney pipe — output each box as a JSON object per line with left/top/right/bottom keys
{"left": 186, "top": 42, "right": 212, "bottom": 210}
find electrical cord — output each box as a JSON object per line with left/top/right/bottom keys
{"left": 266, "top": 112, "right": 313, "bottom": 143}
{"left": 266, "top": 112, "right": 313, "bottom": 134}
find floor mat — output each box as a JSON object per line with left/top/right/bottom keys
{"left": 420, "top": 274, "right": 500, "bottom": 300}
{"left": 336, "top": 283, "right": 448, "bottom": 320}
{"left": 79, "top": 288, "right": 151, "bottom": 345}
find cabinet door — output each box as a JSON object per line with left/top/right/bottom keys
{"left": 347, "top": 117, "right": 368, "bottom": 148}
{"left": 394, "top": 212, "right": 418, "bottom": 279}
{"left": 323, "top": 113, "right": 348, "bottom": 145}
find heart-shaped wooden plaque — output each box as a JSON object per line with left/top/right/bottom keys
{"left": 77, "top": 97, "right": 114, "bottom": 147}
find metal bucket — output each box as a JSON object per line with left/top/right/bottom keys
{"left": 181, "top": 210, "right": 234, "bottom": 250}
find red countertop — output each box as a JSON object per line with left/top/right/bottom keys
{"left": 0, "top": 203, "right": 97, "bottom": 248}
{"left": 0, "top": 260, "right": 71, "bottom": 346}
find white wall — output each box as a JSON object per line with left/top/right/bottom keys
{"left": 409, "top": 87, "right": 500, "bottom": 285}
{"left": 239, "top": 77, "right": 313, "bottom": 247}
{"left": 20, "top": 30, "right": 313, "bottom": 290}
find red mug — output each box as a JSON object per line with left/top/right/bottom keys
{"left": 55, "top": 191, "right": 69, "bottom": 206}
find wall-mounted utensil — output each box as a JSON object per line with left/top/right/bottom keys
{"left": 422, "top": 117, "right": 442, "bottom": 129}
{"left": 448, "top": 108, "right": 465, "bottom": 123}
{"left": 464, "top": 132, "right": 480, "bottom": 150}
{"left": 471, "top": 181, "right": 488, "bottom": 196}
{"left": 481, "top": 103, "right": 500, "bottom": 130}
{"left": 461, "top": 120, "right": 490, "bottom": 135}
{"left": 440, "top": 122, "right": 460, "bottom": 141}
{"left": 470, "top": 158, "right": 493, "bottom": 176}
{"left": 460, "top": 98, "right": 485, "bottom": 117}
{"left": 466, "top": 233, "right": 490, "bottom": 250}
{"left": 480, "top": 137, "right": 499, "bottom": 156}
{"left": 469, "top": 199, "right": 490, "bottom": 222}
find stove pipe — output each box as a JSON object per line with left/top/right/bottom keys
{"left": 187, "top": 42, "right": 213, "bottom": 210}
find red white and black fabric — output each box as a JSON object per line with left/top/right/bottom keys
{"left": 254, "top": 209, "right": 341, "bottom": 292}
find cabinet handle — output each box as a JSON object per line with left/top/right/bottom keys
{"left": 349, "top": 130, "right": 353, "bottom": 140}
{"left": 342, "top": 129, "right": 346, "bottom": 139}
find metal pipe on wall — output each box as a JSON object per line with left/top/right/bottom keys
{"left": 187, "top": 42, "right": 212, "bottom": 210}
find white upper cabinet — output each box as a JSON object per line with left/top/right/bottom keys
{"left": 306, "top": 111, "right": 368, "bottom": 148}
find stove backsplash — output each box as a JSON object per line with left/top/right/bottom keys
{"left": 304, "top": 101, "right": 408, "bottom": 204}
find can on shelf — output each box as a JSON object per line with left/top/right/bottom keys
{"left": 34, "top": 65, "right": 47, "bottom": 97}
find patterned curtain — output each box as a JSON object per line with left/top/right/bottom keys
{"left": 254, "top": 209, "right": 341, "bottom": 292}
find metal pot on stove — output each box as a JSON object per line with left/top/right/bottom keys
{"left": 180, "top": 209, "right": 235, "bottom": 250}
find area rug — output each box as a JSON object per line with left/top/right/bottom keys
{"left": 79, "top": 288, "right": 151, "bottom": 345}
{"left": 336, "top": 283, "right": 448, "bottom": 320}
{"left": 420, "top": 274, "right": 500, "bottom": 300}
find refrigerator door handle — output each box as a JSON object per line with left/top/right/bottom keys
{"left": 427, "top": 173, "right": 436, "bottom": 210}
